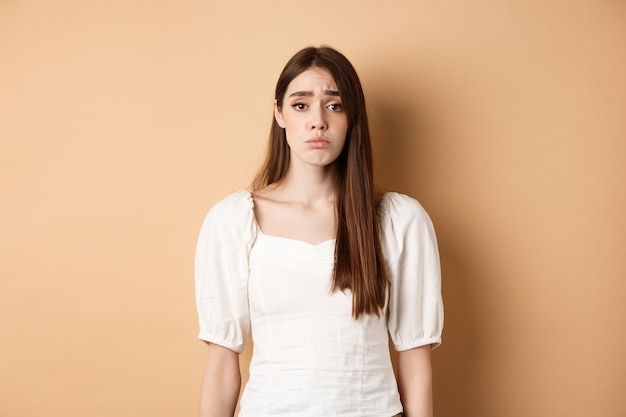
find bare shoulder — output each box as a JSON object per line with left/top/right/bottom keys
{"left": 250, "top": 186, "right": 286, "bottom": 229}
{"left": 251, "top": 185, "right": 284, "bottom": 211}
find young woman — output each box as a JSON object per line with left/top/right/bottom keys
{"left": 195, "top": 46, "right": 443, "bottom": 417}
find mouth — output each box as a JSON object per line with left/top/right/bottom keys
{"left": 306, "top": 136, "right": 329, "bottom": 144}
{"left": 306, "top": 136, "right": 331, "bottom": 148}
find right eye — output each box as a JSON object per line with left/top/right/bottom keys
{"left": 292, "top": 103, "right": 307, "bottom": 110}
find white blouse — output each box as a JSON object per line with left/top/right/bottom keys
{"left": 195, "top": 190, "right": 443, "bottom": 416}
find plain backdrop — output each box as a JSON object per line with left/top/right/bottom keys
{"left": 1, "top": 1, "right": 625, "bottom": 416}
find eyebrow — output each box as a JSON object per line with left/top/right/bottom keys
{"left": 288, "top": 89, "right": 340, "bottom": 98}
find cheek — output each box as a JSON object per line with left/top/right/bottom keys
{"left": 339, "top": 118, "right": 349, "bottom": 137}
{"left": 333, "top": 113, "right": 348, "bottom": 130}
{"left": 283, "top": 112, "right": 303, "bottom": 129}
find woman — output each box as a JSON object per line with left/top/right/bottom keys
{"left": 195, "top": 46, "right": 443, "bottom": 417}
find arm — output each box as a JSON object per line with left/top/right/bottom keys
{"left": 397, "top": 345, "right": 433, "bottom": 417}
{"left": 199, "top": 343, "right": 241, "bottom": 417}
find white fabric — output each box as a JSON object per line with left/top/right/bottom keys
{"left": 195, "top": 190, "right": 443, "bottom": 416}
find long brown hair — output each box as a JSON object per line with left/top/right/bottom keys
{"left": 252, "top": 46, "right": 386, "bottom": 319}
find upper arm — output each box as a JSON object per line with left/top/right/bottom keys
{"left": 397, "top": 344, "right": 432, "bottom": 379}
{"left": 382, "top": 193, "right": 443, "bottom": 352}
{"left": 203, "top": 342, "right": 241, "bottom": 377}
{"left": 195, "top": 191, "right": 256, "bottom": 352}
{"left": 397, "top": 345, "right": 433, "bottom": 417}
{"left": 199, "top": 343, "right": 242, "bottom": 417}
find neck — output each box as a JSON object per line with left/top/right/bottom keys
{"left": 274, "top": 163, "right": 338, "bottom": 206}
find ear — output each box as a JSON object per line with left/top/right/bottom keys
{"left": 274, "top": 100, "right": 285, "bottom": 128}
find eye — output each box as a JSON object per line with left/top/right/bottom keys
{"left": 327, "top": 103, "right": 343, "bottom": 111}
{"left": 292, "top": 103, "right": 307, "bottom": 110}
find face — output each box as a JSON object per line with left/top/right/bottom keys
{"left": 275, "top": 67, "right": 348, "bottom": 170}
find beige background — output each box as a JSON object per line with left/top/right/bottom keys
{"left": 1, "top": 1, "right": 625, "bottom": 416}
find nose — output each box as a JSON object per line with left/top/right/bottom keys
{"left": 309, "top": 105, "right": 328, "bottom": 130}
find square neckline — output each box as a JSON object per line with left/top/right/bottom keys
{"left": 248, "top": 190, "right": 338, "bottom": 247}
{"left": 256, "top": 229, "right": 336, "bottom": 249}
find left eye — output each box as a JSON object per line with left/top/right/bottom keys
{"left": 327, "top": 103, "right": 343, "bottom": 111}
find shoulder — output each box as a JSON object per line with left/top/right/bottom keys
{"left": 378, "top": 192, "right": 438, "bottom": 260}
{"left": 199, "top": 190, "right": 256, "bottom": 241}
{"left": 207, "top": 190, "right": 254, "bottom": 218}
{"left": 379, "top": 192, "right": 432, "bottom": 224}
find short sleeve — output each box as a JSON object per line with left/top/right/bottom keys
{"left": 194, "top": 190, "right": 257, "bottom": 353}
{"left": 381, "top": 192, "right": 444, "bottom": 351}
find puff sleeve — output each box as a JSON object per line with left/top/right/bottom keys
{"left": 381, "top": 192, "right": 444, "bottom": 351}
{"left": 194, "top": 190, "right": 257, "bottom": 353}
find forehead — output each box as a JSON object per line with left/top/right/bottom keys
{"left": 286, "top": 67, "right": 338, "bottom": 94}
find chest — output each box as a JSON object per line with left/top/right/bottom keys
{"left": 246, "top": 231, "right": 390, "bottom": 357}
{"left": 252, "top": 197, "right": 336, "bottom": 246}
{"left": 248, "top": 232, "right": 348, "bottom": 317}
